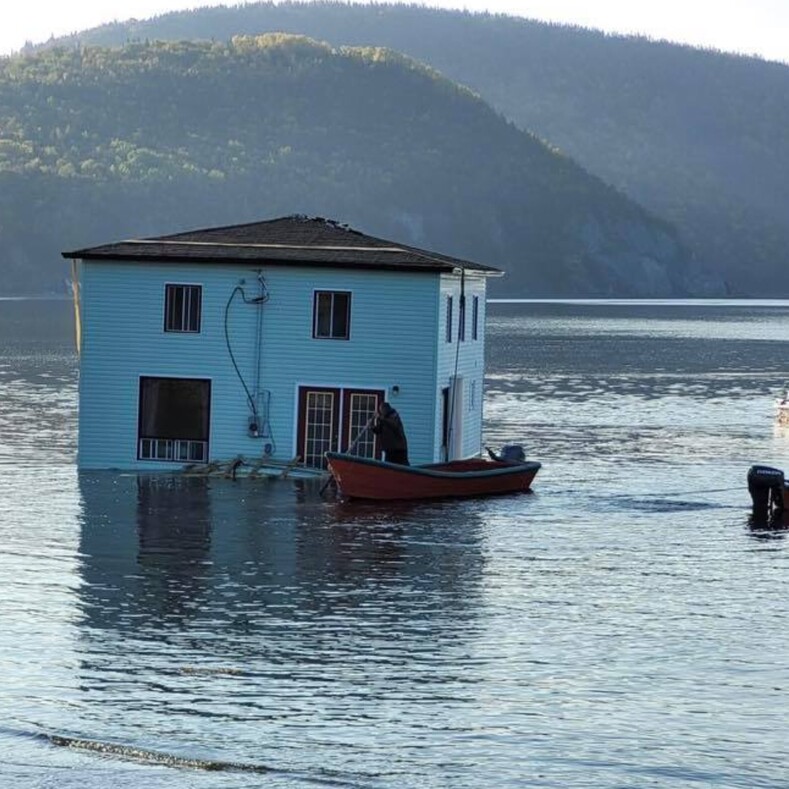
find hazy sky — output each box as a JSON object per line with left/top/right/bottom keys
{"left": 2, "top": 0, "right": 788, "bottom": 64}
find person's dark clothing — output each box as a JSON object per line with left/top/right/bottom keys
{"left": 383, "top": 448, "right": 409, "bottom": 466}
{"left": 373, "top": 403, "right": 409, "bottom": 465}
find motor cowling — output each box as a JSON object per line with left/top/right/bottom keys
{"left": 747, "top": 465, "right": 785, "bottom": 520}
{"left": 499, "top": 444, "right": 526, "bottom": 463}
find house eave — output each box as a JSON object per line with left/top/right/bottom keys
{"left": 61, "top": 251, "right": 504, "bottom": 276}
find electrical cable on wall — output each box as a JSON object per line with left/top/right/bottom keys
{"left": 224, "top": 281, "right": 270, "bottom": 438}
{"left": 258, "top": 389, "right": 276, "bottom": 454}
{"left": 250, "top": 272, "right": 275, "bottom": 450}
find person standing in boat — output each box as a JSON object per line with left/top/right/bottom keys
{"left": 372, "top": 402, "right": 409, "bottom": 465}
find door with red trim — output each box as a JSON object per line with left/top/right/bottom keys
{"left": 341, "top": 389, "right": 384, "bottom": 458}
{"left": 297, "top": 387, "right": 340, "bottom": 468}
{"left": 297, "top": 386, "right": 384, "bottom": 468}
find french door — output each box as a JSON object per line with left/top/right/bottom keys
{"left": 297, "top": 386, "right": 385, "bottom": 468}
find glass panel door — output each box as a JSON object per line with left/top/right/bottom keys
{"left": 297, "top": 386, "right": 385, "bottom": 466}
{"left": 298, "top": 387, "right": 340, "bottom": 468}
{"left": 342, "top": 390, "right": 383, "bottom": 458}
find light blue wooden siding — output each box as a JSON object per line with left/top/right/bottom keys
{"left": 246, "top": 266, "right": 439, "bottom": 466}
{"left": 436, "top": 273, "right": 488, "bottom": 460}
{"left": 78, "top": 261, "right": 440, "bottom": 469}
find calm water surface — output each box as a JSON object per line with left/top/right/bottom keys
{"left": 1, "top": 299, "right": 788, "bottom": 788}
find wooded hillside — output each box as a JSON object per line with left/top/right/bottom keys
{"left": 48, "top": 1, "right": 789, "bottom": 295}
{"left": 1, "top": 35, "right": 713, "bottom": 296}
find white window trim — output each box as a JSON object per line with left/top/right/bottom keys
{"left": 163, "top": 282, "right": 203, "bottom": 334}
{"left": 312, "top": 289, "right": 352, "bottom": 341}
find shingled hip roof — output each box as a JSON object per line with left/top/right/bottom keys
{"left": 62, "top": 215, "right": 503, "bottom": 276}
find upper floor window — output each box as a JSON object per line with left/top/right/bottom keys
{"left": 472, "top": 295, "right": 480, "bottom": 340}
{"left": 446, "top": 295, "right": 454, "bottom": 343}
{"left": 313, "top": 291, "right": 351, "bottom": 340}
{"left": 458, "top": 296, "right": 466, "bottom": 342}
{"left": 165, "top": 284, "right": 202, "bottom": 333}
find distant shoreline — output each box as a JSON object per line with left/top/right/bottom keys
{"left": 4, "top": 296, "right": 789, "bottom": 306}
{"left": 489, "top": 299, "right": 789, "bottom": 306}
{"left": 0, "top": 295, "right": 71, "bottom": 301}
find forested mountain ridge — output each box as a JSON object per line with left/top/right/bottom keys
{"left": 0, "top": 35, "right": 715, "bottom": 296}
{"left": 44, "top": 1, "right": 789, "bottom": 295}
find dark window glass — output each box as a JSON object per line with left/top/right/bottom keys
{"left": 315, "top": 292, "right": 333, "bottom": 336}
{"left": 313, "top": 291, "right": 351, "bottom": 339}
{"left": 139, "top": 377, "right": 210, "bottom": 440}
{"left": 446, "top": 296, "right": 453, "bottom": 343}
{"left": 165, "top": 284, "right": 202, "bottom": 333}
{"left": 138, "top": 377, "right": 211, "bottom": 462}
{"left": 332, "top": 293, "right": 350, "bottom": 337}
{"left": 459, "top": 296, "right": 466, "bottom": 342}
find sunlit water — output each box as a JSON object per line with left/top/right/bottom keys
{"left": 1, "top": 299, "right": 788, "bottom": 788}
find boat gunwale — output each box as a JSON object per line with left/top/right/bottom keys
{"left": 325, "top": 452, "right": 541, "bottom": 480}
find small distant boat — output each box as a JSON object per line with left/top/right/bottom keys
{"left": 325, "top": 446, "right": 541, "bottom": 501}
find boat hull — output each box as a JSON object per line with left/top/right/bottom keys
{"left": 326, "top": 453, "right": 541, "bottom": 501}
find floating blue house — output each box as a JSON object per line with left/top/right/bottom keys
{"left": 63, "top": 216, "right": 502, "bottom": 471}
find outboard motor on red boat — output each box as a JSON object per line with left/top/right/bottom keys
{"left": 747, "top": 465, "right": 785, "bottom": 520}
{"left": 487, "top": 444, "right": 526, "bottom": 463}
{"left": 500, "top": 445, "right": 526, "bottom": 463}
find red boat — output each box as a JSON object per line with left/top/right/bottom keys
{"left": 325, "top": 452, "right": 541, "bottom": 501}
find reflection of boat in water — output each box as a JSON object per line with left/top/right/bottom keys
{"left": 326, "top": 446, "right": 540, "bottom": 501}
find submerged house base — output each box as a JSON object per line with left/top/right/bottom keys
{"left": 180, "top": 455, "right": 323, "bottom": 480}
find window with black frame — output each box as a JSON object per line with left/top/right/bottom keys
{"left": 164, "top": 284, "right": 202, "bottom": 333}
{"left": 313, "top": 291, "right": 351, "bottom": 340}
{"left": 138, "top": 377, "right": 210, "bottom": 462}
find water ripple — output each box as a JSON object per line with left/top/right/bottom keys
{"left": 2, "top": 301, "right": 789, "bottom": 788}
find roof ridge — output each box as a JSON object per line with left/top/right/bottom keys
{"left": 156, "top": 214, "right": 365, "bottom": 241}
{"left": 124, "top": 239, "right": 405, "bottom": 252}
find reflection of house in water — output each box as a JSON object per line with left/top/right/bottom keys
{"left": 73, "top": 475, "right": 489, "bottom": 768}
{"left": 77, "top": 473, "right": 486, "bottom": 658}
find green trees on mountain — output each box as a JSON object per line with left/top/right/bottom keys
{"left": 0, "top": 34, "right": 715, "bottom": 296}
{"left": 48, "top": 1, "right": 789, "bottom": 295}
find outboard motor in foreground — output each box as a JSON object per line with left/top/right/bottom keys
{"left": 747, "top": 465, "right": 785, "bottom": 521}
